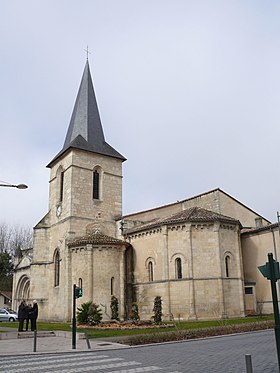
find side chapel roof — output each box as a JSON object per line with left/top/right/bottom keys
{"left": 124, "top": 207, "right": 240, "bottom": 235}
{"left": 68, "top": 231, "right": 129, "bottom": 248}
{"left": 47, "top": 60, "right": 126, "bottom": 167}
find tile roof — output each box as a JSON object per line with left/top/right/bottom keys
{"left": 0, "top": 290, "right": 12, "bottom": 300}
{"left": 68, "top": 231, "right": 129, "bottom": 248}
{"left": 124, "top": 207, "right": 239, "bottom": 234}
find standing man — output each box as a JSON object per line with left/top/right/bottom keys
{"left": 18, "top": 300, "right": 27, "bottom": 332}
{"left": 30, "top": 300, "right": 38, "bottom": 331}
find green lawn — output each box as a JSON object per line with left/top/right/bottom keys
{"left": 0, "top": 315, "right": 273, "bottom": 339}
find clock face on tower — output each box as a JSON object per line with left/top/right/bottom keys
{"left": 56, "top": 205, "right": 62, "bottom": 217}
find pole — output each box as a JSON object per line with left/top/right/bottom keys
{"left": 33, "top": 330, "right": 37, "bottom": 352}
{"left": 245, "top": 354, "right": 253, "bottom": 373}
{"left": 72, "top": 284, "right": 76, "bottom": 349}
{"left": 268, "top": 253, "right": 280, "bottom": 370}
{"left": 84, "top": 329, "right": 91, "bottom": 349}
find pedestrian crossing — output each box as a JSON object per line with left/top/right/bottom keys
{"left": 0, "top": 352, "right": 182, "bottom": 373}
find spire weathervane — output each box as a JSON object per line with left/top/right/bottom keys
{"left": 84, "top": 45, "right": 91, "bottom": 61}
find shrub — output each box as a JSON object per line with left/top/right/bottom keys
{"left": 77, "top": 301, "right": 102, "bottom": 325}
{"left": 126, "top": 320, "right": 275, "bottom": 346}
{"left": 153, "top": 296, "right": 162, "bottom": 323}
{"left": 88, "top": 303, "right": 102, "bottom": 325}
{"left": 77, "top": 301, "right": 92, "bottom": 324}
{"left": 131, "top": 302, "right": 140, "bottom": 321}
{"left": 110, "top": 296, "right": 119, "bottom": 320}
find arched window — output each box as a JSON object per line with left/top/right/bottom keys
{"left": 148, "top": 261, "right": 154, "bottom": 282}
{"left": 58, "top": 171, "right": 64, "bottom": 202}
{"left": 225, "top": 255, "right": 230, "bottom": 278}
{"left": 54, "top": 250, "right": 60, "bottom": 287}
{"left": 78, "top": 278, "right": 82, "bottom": 289}
{"left": 93, "top": 170, "right": 100, "bottom": 199}
{"left": 111, "top": 277, "right": 114, "bottom": 295}
{"left": 175, "top": 258, "right": 182, "bottom": 279}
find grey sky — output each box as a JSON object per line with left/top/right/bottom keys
{"left": 1, "top": 0, "right": 280, "bottom": 227}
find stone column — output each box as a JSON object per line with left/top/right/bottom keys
{"left": 236, "top": 226, "right": 245, "bottom": 317}
{"left": 186, "top": 223, "right": 197, "bottom": 320}
{"left": 66, "top": 242, "right": 72, "bottom": 322}
{"left": 162, "top": 225, "right": 171, "bottom": 319}
{"left": 119, "top": 246, "right": 126, "bottom": 320}
{"left": 215, "top": 222, "right": 226, "bottom": 318}
{"left": 87, "top": 244, "right": 93, "bottom": 300}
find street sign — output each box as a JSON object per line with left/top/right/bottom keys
{"left": 258, "top": 260, "right": 280, "bottom": 281}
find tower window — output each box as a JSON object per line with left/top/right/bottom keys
{"left": 111, "top": 277, "right": 114, "bottom": 295}
{"left": 78, "top": 278, "right": 83, "bottom": 289}
{"left": 148, "top": 261, "right": 154, "bottom": 282}
{"left": 93, "top": 170, "right": 100, "bottom": 199}
{"left": 54, "top": 250, "right": 60, "bottom": 287}
{"left": 59, "top": 171, "right": 64, "bottom": 202}
{"left": 175, "top": 258, "right": 182, "bottom": 279}
{"left": 225, "top": 255, "right": 230, "bottom": 278}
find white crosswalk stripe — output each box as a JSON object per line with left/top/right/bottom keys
{"left": 0, "top": 352, "right": 108, "bottom": 363}
{"left": 106, "top": 367, "right": 162, "bottom": 372}
{"left": 0, "top": 357, "right": 123, "bottom": 372}
{"left": 0, "top": 354, "right": 111, "bottom": 367}
{"left": 0, "top": 352, "right": 182, "bottom": 373}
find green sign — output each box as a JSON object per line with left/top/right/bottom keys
{"left": 75, "top": 287, "right": 83, "bottom": 298}
{"left": 258, "top": 261, "right": 280, "bottom": 280}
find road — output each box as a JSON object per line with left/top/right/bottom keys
{"left": 0, "top": 330, "right": 278, "bottom": 372}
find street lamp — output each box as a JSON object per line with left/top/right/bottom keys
{"left": 0, "top": 181, "right": 28, "bottom": 189}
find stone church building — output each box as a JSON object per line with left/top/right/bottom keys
{"left": 13, "top": 61, "right": 277, "bottom": 321}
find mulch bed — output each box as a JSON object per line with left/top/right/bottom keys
{"left": 78, "top": 320, "right": 174, "bottom": 330}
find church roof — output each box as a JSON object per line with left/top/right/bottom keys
{"left": 68, "top": 231, "right": 129, "bottom": 248}
{"left": 47, "top": 60, "right": 126, "bottom": 167}
{"left": 124, "top": 207, "right": 240, "bottom": 234}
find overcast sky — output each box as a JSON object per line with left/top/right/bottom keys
{"left": 1, "top": 0, "right": 280, "bottom": 228}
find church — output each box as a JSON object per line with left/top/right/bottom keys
{"left": 12, "top": 61, "right": 277, "bottom": 321}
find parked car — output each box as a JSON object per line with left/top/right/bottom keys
{"left": 0, "top": 308, "right": 18, "bottom": 322}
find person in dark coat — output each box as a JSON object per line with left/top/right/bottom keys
{"left": 30, "top": 300, "right": 38, "bottom": 331}
{"left": 18, "top": 300, "right": 27, "bottom": 332}
{"left": 25, "top": 304, "right": 32, "bottom": 331}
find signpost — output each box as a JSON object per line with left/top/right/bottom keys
{"left": 258, "top": 253, "right": 280, "bottom": 370}
{"left": 72, "top": 284, "right": 83, "bottom": 349}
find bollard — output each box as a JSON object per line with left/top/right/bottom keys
{"left": 33, "top": 330, "right": 37, "bottom": 352}
{"left": 245, "top": 354, "right": 253, "bottom": 373}
{"left": 84, "top": 330, "right": 91, "bottom": 349}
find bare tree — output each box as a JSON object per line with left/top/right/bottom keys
{"left": 0, "top": 223, "right": 32, "bottom": 258}
{"left": 0, "top": 223, "right": 33, "bottom": 290}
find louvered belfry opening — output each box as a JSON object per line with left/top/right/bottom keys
{"left": 93, "top": 169, "right": 99, "bottom": 199}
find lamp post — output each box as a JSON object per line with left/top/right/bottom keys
{"left": 0, "top": 182, "right": 28, "bottom": 189}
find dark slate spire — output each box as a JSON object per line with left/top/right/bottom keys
{"left": 47, "top": 61, "right": 126, "bottom": 167}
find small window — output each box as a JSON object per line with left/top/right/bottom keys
{"left": 225, "top": 255, "right": 230, "bottom": 278}
{"left": 59, "top": 171, "right": 64, "bottom": 202}
{"left": 148, "top": 261, "right": 154, "bottom": 282}
{"left": 255, "top": 217, "right": 263, "bottom": 228}
{"left": 111, "top": 277, "right": 114, "bottom": 295}
{"left": 78, "top": 278, "right": 82, "bottom": 289}
{"left": 175, "top": 258, "right": 182, "bottom": 279}
{"left": 245, "top": 287, "right": 253, "bottom": 295}
{"left": 54, "top": 250, "right": 60, "bottom": 287}
{"left": 93, "top": 170, "right": 100, "bottom": 199}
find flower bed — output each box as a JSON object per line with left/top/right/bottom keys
{"left": 78, "top": 320, "right": 174, "bottom": 330}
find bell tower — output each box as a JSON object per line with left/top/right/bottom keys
{"left": 46, "top": 60, "right": 126, "bottom": 237}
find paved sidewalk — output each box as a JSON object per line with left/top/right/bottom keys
{"left": 0, "top": 329, "right": 129, "bottom": 356}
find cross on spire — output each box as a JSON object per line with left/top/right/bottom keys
{"left": 84, "top": 45, "right": 91, "bottom": 60}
